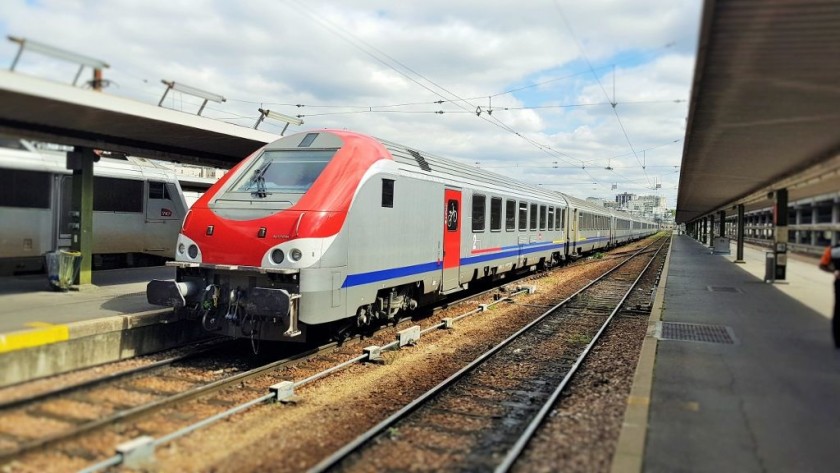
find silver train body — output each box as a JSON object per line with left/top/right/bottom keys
{"left": 0, "top": 139, "right": 189, "bottom": 275}
{"left": 149, "top": 130, "right": 658, "bottom": 342}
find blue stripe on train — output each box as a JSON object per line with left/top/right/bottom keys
{"left": 340, "top": 235, "right": 619, "bottom": 288}
{"left": 341, "top": 261, "right": 442, "bottom": 288}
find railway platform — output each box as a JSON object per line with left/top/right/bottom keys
{"left": 614, "top": 234, "right": 840, "bottom": 473}
{"left": 0, "top": 266, "right": 208, "bottom": 387}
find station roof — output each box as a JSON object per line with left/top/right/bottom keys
{"left": 676, "top": 0, "right": 840, "bottom": 223}
{"left": 0, "top": 70, "right": 280, "bottom": 167}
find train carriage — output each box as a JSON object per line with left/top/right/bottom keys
{"left": 0, "top": 138, "right": 190, "bottom": 274}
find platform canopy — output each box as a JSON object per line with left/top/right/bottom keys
{"left": 0, "top": 70, "right": 280, "bottom": 167}
{"left": 676, "top": 0, "right": 840, "bottom": 223}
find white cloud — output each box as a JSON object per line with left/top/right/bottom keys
{"left": 0, "top": 0, "right": 703, "bottom": 208}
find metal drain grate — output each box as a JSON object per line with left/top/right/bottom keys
{"left": 707, "top": 286, "right": 741, "bottom": 293}
{"left": 657, "top": 322, "right": 736, "bottom": 344}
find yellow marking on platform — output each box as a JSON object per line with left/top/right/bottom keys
{"left": 0, "top": 322, "right": 70, "bottom": 354}
{"left": 627, "top": 395, "right": 650, "bottom": 406}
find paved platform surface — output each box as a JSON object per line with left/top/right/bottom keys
{"left": 0, "top": 266, "right": 174, "bottom": 353}
{"left": 0, "top": 266, "right": 174, "bottom": 333}
{"left": 640, "top": 235, "right": 840, "bottom": 472}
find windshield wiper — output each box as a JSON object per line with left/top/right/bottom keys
{"left": 249, "top": 163, "right": 271, "bottom": 198}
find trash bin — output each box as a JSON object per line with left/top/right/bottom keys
{"left": 58, "top": 250, "right": 81, "bottom": 290}
{"left": 764, "top": 252, "right": 776, "bottom": 283}
{"left": 46, "top": 250, "right": 81, "bottom": 290}
{"left": 45, "top": 251, "right": 60, "bottom": 289}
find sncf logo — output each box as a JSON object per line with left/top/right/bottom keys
{"left": 161, "top": 208, "right": 173, "bottom": 217}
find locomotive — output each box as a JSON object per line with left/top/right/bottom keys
{"left": 147, "top": 130, "right": 656, "bottom": 342}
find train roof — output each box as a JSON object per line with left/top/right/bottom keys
{"left": 377, "top": 136, "right": 570, "bottom": 207}
{"left": 379, "top": 134, "right": 650, "bottom": 226}
{"left": 0, "top": 139, "right": 185, "bottom": 185}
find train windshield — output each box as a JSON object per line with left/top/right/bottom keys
{"left": 232, "top": 149, "right": 336, "bottom": 196}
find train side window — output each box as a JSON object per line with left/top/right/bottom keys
{"left": 529, "top": 203, "right": 538, "bottom": 231}
{"left": 472, "top": 194, "right": 486, "bottom": 232}
{"left": 505, "top": 199, "right": 516, "bottom": 231}
{"left": 539, "top": 205, "right": 547, "bottom": 231}
{"left": 518, "top": 202, "right": 528, "bottom": 231}
{"left": 548, "top": 206, "right": 555, "bottom": 230}
{"left": 0, "top": 169, "right": 51, "bottom": 209}
{"left": 490, "top": 197, "right": 502, "bottom": 231}
{"left": 149, "top": 182, "right": 171, "bottom": 200}
{"left": 94, "top": 177, "right": 143, "bottom": 213}
{"left": 381, "top": 179, "right": 394, "bottom": 208}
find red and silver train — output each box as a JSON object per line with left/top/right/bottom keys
{"left": 147, "top": 130, "right": 657, "bottom": 342}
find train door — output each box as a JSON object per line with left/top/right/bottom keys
{"left": 145, "top": 181, "right": 183, "bottom": 255}
{"left": 442, "top": 188, "right": 461, "bottom": 292}
{"left": 145, "top": 182, "right": 180, "bottom": 222}
{"left": 571, "top": 208, "right": 579, "bottom": 254}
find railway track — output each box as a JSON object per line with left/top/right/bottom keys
{"left": 0, "top": 236, "right": 663, "bottom": 471}
{"left": 0, "top": 340, "right": 316, "bottom": 462}
{"left": 0, "top": 275, "right": 538, "bottom": 468}
{"left": 309, "top": 236, "right": 667, "bottom": 473}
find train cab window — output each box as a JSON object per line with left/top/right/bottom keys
{"left": 548, "top": 207, "right": 555, "bottom": 230}
{"left": 530, "top": 203, "right": 538, "bottom": 231}
{"left": 149, "top": 182, "right": 171, "bottom": 200}
{"left": 539, "top": 205, "right": 547, "bottom": 231}
{"left": 0, "top": 169, "right": 51, "bottom": 209}
{"left": 490, "top": 197, "right": 502, "bottom": 231}
{"left": 505, "top": 199, "right": 516, "bottom": 231}
{"left": 230, "top": 148, "right": 336, "bottom": 196}
{"left": 518, "top": 202, "right": 528, "bottom": 231}
{"left": 472, "top": 194, "right": 486, "bottom": 232}
{"left": 381, "top": 179, "right": 394, "bottom": 208}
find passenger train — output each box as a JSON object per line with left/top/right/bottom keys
{"left": 147, "top": 130, "right": 657, "bottom": 343}
{"left": 0, "top": 137, "right": 194, "bottom": 275}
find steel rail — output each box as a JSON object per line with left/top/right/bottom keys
{"left": 306, "top": 237, "right": 664, "bottom": 473}
{"left": 0, "top": 337, "right": 227, "bottom": 411}
{"left": 73, "top": 237, "right": 658, "bottom": 472}
{"left": 494, "top": 237, "right": 667, "bottom": 472}
{"left": 73, "top": 276, "right": 538, "bottom": 472}
{"left": 2, "top": 342, "right": 329, "bottom": 463}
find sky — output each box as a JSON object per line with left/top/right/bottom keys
{"left": 0, "top": 0, "right": 703, "bottom": 210}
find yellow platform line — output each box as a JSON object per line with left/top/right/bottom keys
{"left": 0, "top": 322, "right": 70, "bottom": 354}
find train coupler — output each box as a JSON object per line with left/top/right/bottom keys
{"left": 146, "top": 279, "right": 200, "bottom": 307}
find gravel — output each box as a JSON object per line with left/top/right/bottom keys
{"left": 0, "top": 237, "right": 665, "bottom": 473}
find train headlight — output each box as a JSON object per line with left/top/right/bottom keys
{"left": 188, "top": 244, "right": 199, "bottom": 259}
{"left": 178, "top": 243, "right": 185, "bottom": 255}
{"left": 289, "top": 248, "right": 302, "bottom": 261}
{"left": 270, "top": 249, "right": 285, "bottom": 264}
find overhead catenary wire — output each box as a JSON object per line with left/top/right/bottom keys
{"left": 282, "top": 0, "right": 591, "bottom": 169}
{"left": 66, "top": 2, "right": 680, "bottom": 199}
{"left": 553, "top": 1, "right": 653, "bottom": 189}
